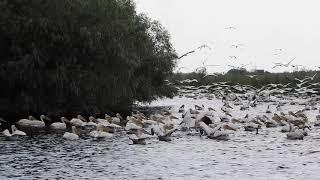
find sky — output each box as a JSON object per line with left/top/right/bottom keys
{"left": 135, "top": 0, "right": 320, "bottom": 73}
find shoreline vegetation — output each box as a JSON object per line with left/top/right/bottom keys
{"left": 0, "top": 0, "right": 177, "bottom": 121}
{"left": 170, "top": 68, "right": 320, "bottom": 89}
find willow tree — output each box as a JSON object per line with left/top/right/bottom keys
{"left": 0, "top": 0, "right": 177, "bottom": 120}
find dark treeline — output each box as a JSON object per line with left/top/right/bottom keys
{"left": 0, "top": 0, "right": 177, "bottom": 120}
{"left": 170, "top": 68, "right": 320, "bottom": 88}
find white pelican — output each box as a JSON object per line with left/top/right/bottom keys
{"left": 3, "top": 125, "right": 26, "bottom": 140}
{"left": 50, "top": 117, "right": 67, "bottom": 130}
{"left": 89, "top": 126, "right": 113, "bottom": 139}
{"left": 16, "top": 115, "right": 46, "bottom": 128}
{"left": 63, "top": 126, "right": 79, "bottom": 140}
{"left": 180, "top": 111, "right": 196, "bottom": 130}
{"left": 125, "top": 117, "right": 145, "bottom": 134}
{"left": 198, "top": 122, "right": 234, "bottom": 140}
{"left": 86, "top": 116, "right": 98, "bottom": 127}
{"left": 112, "top": 117, "right": 121, "bottom": 125}
{"left": 128, "top": 131, "right": 153, "bottom": 145}
{"left": 70, "top": 115, "right": 86, "bottom": 127}
{"left": 129, "top": 134, "right": 147, "bottom": 145}
{"left": 244, "top": 122, "right": 261, "bottom": 134}
{"left": 115, "top": 113, "right": 124, "bottom": 125}
{"left": 151, "top": 125, "right": 176, "bottom": 142}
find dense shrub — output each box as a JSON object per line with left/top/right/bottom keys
{"left": 0, "top": 0, "right": 177, "bottom": 119}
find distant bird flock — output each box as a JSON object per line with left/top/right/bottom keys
{"left": 175, "top": 26, "right": 314, "bottom": 73}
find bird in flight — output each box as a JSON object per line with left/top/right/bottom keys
{"left": 177, "top": 44, "right": 212, "bottom": 59}
{"left": 225, "top": 26, "right": 237, "bottom": 30}
{"left": 229, "top": 56, "right": 237, "bottom": 60}
{"left": 291, "top": 64, "right": 304, "bottom": 68}
{"left": 230, "top": 44, "right": 244, "bottom": 49}
{"left": 197, "top": 44, "right": 212, "bottom": 51}
{"left": 227, "top": 63, "right": 250, "bottom": 70}
{"left": 272, "top": 57, "right": 295, "bottom": 69}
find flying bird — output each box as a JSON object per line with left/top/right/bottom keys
{"left": 177, "top": 50, "right": 196, "bottom": 59}
{"left": 197, "top": 44, "right": 212, "bottom": 51}
{"left": 229, "top": 56, "right": 237, "bottom": 60}
{"left": 230, "top": 44, "right": 244, "bottom": 49}
{"left": 291, "top": 64, "right": 304, "bottom": 68}
{"left": 272, "top": 58, "right": 295, "bottom": 69}
{"left": 177, "top": 44, "right": 212, "bottom": 60}
{"left": 225, "top": 26, "right": 236, "bottom": 30}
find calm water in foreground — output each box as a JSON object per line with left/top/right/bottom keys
{"left": 1, "top": 97, "right": 320, "bottom": 180}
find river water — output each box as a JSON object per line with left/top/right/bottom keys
{"left": 1, "top": 96, "right": 320, "bottom": 180}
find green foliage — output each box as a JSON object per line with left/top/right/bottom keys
{"left": 171, "top": 69, "right": 320, "bottom": 88}
{"left": 0, "top": 0, "right": 177, "bottom": 119}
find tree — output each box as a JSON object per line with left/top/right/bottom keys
{"left": 0, "top": 0, "right": 177, "bottom": 120}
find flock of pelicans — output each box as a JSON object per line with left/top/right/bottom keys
{"left": 1, "top": 74, "right": 320, "bottom": 145}
{"left": 0, "top": 95, "right": 320, "bottom": 145}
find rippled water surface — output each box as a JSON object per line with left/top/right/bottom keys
{"left": 1, "top": 97, "right": 320, "bottom": 179}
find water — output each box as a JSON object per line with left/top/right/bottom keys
{"left": 1, "top": 96, "right": 320, "bottom": 179}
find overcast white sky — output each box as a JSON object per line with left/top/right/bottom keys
{"left": 135, "top": 0, "right": 320, "bottom": 73}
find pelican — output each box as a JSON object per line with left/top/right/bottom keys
{"left": 86, "top": 116, "right": 98, "bottom": 127}
{"left": 128, "top": 132, "right": 152, "bottom": 145}
{"left": 244, "top": 122, "right": 261, "bottom": 134}
{"left": 272, "top": 58, "right": 295, "bottom": 69}
{"left": 16, "top": 115, "right": 46, "bottom": 128}
{"left": 63, "top": 126, "right": 79, "bottom": 140}
{"left": 180, "top": 111, "right": 196, "bottom": 130}
{"left": 3, "top": 125, "right": 26, "bottom": 136}
{"left": 151, "top": 125, "right": 176, "bottom": 142}
{"left": 70, "top": 115, "right": 87, "bottom": 127}
{"left": 125, "top": 117, "right": 144, "bottom": 134}
{"left": 287, "top": 129, "right": 305, "bottom": 140}
{"left": 50, "top": 117, "right": 67, "bottom": 130}
{"left": 89, "top": 126, "right": 113, "bottom": 139}
{"left": 114, "top": 113, "right": 124, "bottom": 125}
{"left": 3, "top": 125, "right": 27, "bottom": 140}
{"left": 198, "top": 122, "right": 234, "bottom": 140}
